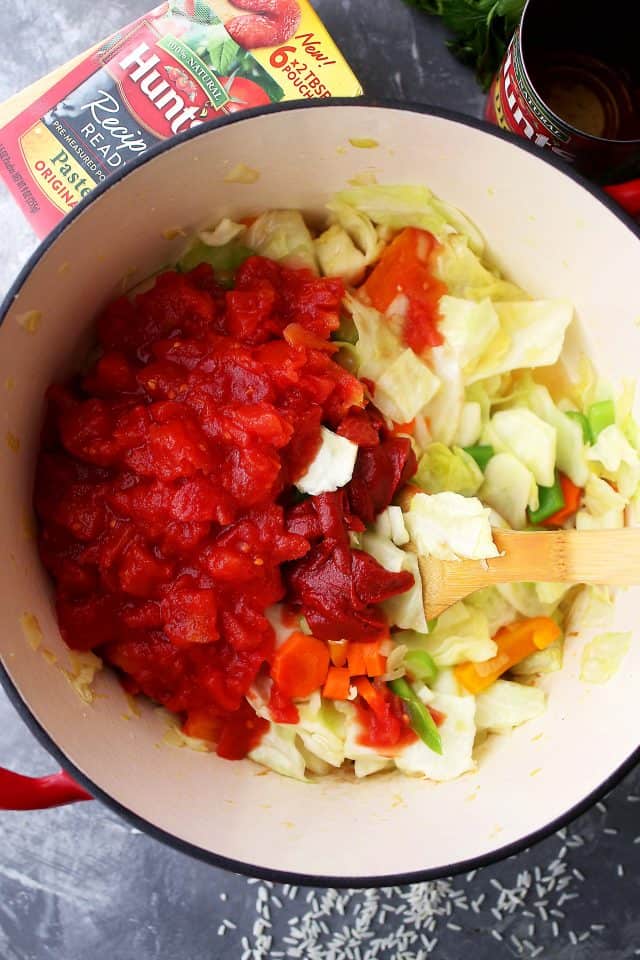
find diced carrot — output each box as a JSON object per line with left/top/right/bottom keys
{"left": 283, "top": 322, "right": 338, "bottom": 353}
{"left": 391, "top": 419, "right": 416, "bottom": 436}
{"left": 542, "top": 472, "right": 583, "bottom": 527}
{"left": 347, "top": 641, "right": 368, "bottom": 676}
{"left": 455, "top": 617, "right": 561, "bottom": 694}
{"left": 240, "top": 215, "right": 257, "bottom": 227}
{"left": 363, "top": 644, "right": 386, "bottom": 678}
{"left": 329, "top": 639, "right": 348, "bottom": 667}
{"left": 271, "top": 630, "right": 330, "bottom": 698}
{"left": 354, "top": 676, "right": 385, "bottom": 714}
{"left": 322, "top": 666, "right": 351, "bottom": 700}
{"left": 362, "top": 227, "right": 438, "bottom": 312}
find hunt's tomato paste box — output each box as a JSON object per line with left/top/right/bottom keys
{"left": 0, "top": 0, "right": 361, "bottom": 236}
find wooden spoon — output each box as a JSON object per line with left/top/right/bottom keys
{"left": 419, "top": 528, "right": 640, "bottom": 620}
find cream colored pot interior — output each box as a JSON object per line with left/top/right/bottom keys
{"left": 1, "top": 105, "right": 639, "bottom": 882}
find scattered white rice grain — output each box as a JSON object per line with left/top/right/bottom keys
{"left": 617, "top": 864, "right": 625, "bottom": 877}
{"left": 491, "top": 930, "right": 504, "bottom": 942}
{"left": 572, "top": 868, "right": 585, "bottom": 881}
{"left": 447, "top": 923, "right": 461, "bottom": 932}
{"left": 552, "top": 921, "right": 560, "bottom": 938}
{"left": 579, "top": 932, "right": 591, "bottom": 942}
{"left": 568, "top": 931, "right": 578, "bottom": 945}
{"left": 217, "top": 924, "right": 226, "bottom": 936}
{"left": 596, "top": 801, "right": 607, "bottom": 813}
{"left": 626, "top": 794, "right": 640, "bottom": 802}
{"left": 510, "top": 933, "right": 523, "bottom": 953}
{"left": 603, "top": 827, "right": 619, "bottom": 835}
{"left": 591, "top": 924, "right": 606, "bottom": 932}
{"left": 223, "top": 919, "right": 237, "bottom": 930}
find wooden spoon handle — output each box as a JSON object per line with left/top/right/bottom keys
{"left": 491, "top": 528, "right": 640, "bottom": 586}
{"left": 418, "top": 528, "right": 640, "bottom": 620}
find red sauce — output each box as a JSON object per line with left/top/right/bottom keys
{"left": 362, "top": 227, "right": 446, "bottom": 355}
{"left": 354, "top": 682, "right": 417, "bottom": 752}
{"left": 35, "top": 256, "right": 417, "bottom": 760}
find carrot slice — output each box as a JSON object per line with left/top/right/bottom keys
{"left": 347, "top": 641, "right": 367, "bottom": 676}
{"left": 323, "top": 666, "right": 351, "bottom": 700}
{"left": 391, "top": 419, "right": 416, "bottom": 436}
{"left": 353, "top": 676, "right": 385, "bottom": 714}
{"left": 363, "top": 644, "right": 386, "bottom": 678}
{"left": 455, "top": 617, "right": 561, "bottom": 694}
{"left": 542, "top": 473, "right": 583, "bottom": 527}
{"left": 271, "top": 631, "right": 330, "bottom": 698}
{"left": 329, "top": 639, "right": 348, "bottom": 667}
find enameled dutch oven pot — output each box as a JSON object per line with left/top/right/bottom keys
{"left": 1, "top": 101, "right": 640, "bottom": 887}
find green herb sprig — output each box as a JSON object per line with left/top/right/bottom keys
{"left": 405, "top": 0, "right": 526, "bottom": 90}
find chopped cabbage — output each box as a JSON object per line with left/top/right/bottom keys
{"left": 178, "top": 238, "right": 251, "bottom": 277}
{"left": 422, "top": 344, "right": 464, "bottom": 446}
{"left": 360, "top": 532, "right": 427, "bottom": 632}
{"left": 375, "top": 505, "right": 410, "bottom": 546}
{"left": 465, "top": 586, "right": 517, "bottom": 635}
{"left": 525, "top": 383, "right": 589, "bottom": 487}
{"left": 437, "top": 296, "right": 500, "bottom": 373}
{"left": 334, "top": 184, "right": 483, "bottom": 252}
{"left": 496, "top": 583, "right": 565, "bottom": 618}
{"left": 375, "top": 349, "right": 441, "bottom": 423}
{"left": 417, "top": 602, "right": 496, "bottom": 666}
{"left": 295, "top": 427, "right": 358, "bottom": 496}
{"left": 198, "top": 217, "right": 245, "bottom": 246}
{"left": 248, "top": 723, "right": 307, "bottom": 781}
{"left": 434, "top": 235, "right": 527, "bottom": 301}
{"left": 295, "top": 694, "right": 346, "bottom": 769}
{"left": 576, "top": 507, "right": 625, "bottom": 530}
{"left": 244, "top": 210, "right": 318, "bottom": 272}
{"left": 511, "top": 637, "right": 564, "bottom": 676}
{"left": 483, "top": 409, "right": 556, "bottom": 487}
{"left": 565, "top": 585, "right": 615, "bottom": 636}
{"left": 315, "top": 199, "right": 383, "bottom": 284}
{"left": 475, "top": 679, "right": 546, "bottom": 733}
{"left": 454, "top": 401, "right": 483, "bottom": 447}
{"left": 587, "top": 424, "right": 640, "bottom": 498}
{"left": 405, "top": 491, "right": 499, "bottom": 560}
{"left": 345, "top": 293, "right": 403, "bottom": 380}
{"left": 428, "top": 666, "right": 464, "bottom": 696}
{"left": 468, "top": 300, "right": 573, "bottom": 383}
{"left": 580, "top": 632, "right": 631, "bottom": 684}
{"left": 394, "top": 691, "right": 476, "bottom": 780}
{"left": 413, "top": 443, "right": 483, "bottom": 497}
{"left": 480, "top": 452, "right": 538, "bottom": 529}
{"left": 354, "top": 756, "right": 395, "bottom": 778}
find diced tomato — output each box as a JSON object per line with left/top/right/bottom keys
{"left": 36, "top": 257, "right": 418, "bottom": 764}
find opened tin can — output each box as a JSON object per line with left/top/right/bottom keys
{"left": 486, "top": 0, "right": 640, "bottom": 216}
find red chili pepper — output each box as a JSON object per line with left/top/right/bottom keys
{"left": 604, "top": 179, "right": 640, "bottom": 218}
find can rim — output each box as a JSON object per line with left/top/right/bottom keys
{"left": 519, "top": 0, "right": 640, "bottom": 147}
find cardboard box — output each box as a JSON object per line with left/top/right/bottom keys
{"left": 0, "top": 0, "right": 362, "bottom": 236}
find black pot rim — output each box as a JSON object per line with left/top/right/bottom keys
{"left": 2, "top": 96, "right": 640, "bottom": 889}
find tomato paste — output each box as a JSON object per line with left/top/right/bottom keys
{"left": 35, "top": 256, "right": 416, "bottom": 759}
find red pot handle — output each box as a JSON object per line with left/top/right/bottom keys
{"left": 0, "top": 766, "right": 92, "bottom": 810}
{"left": 604, "top": 178, "right": 640, "bottom": 218}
